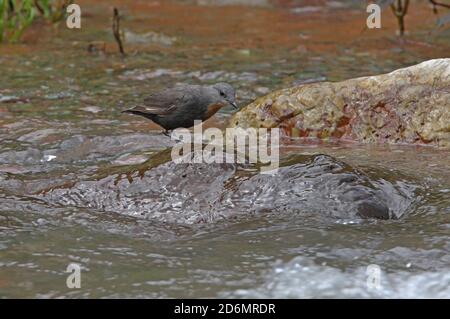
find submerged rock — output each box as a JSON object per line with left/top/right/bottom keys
{"left": 35, "top": 151, "right": 417, "bottom": 223}
{"left": 230, "top": 59, "right": 450, "bottom": 148}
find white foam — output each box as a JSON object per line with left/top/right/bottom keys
{"left": 228, "top": 256, "right": 450, "bottom": 298}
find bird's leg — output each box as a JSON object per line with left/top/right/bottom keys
{"left": 163, "top": 130, "right": 183, "bottom": 143}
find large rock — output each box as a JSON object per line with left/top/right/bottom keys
{"left": 33, "top": 151, "right": 417, "bottom": 222}
{"left": 230, "top": 59, "right": 450, "bottom": 148}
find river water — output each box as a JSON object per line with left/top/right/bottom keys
{"left": 0, "top": 0, "right": 449, "bottom": 298}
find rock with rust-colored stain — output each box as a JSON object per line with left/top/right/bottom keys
{"left": 229, "top": 59, "right": 450, "bottom": 148}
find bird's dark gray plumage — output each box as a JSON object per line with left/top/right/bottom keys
{"left": 122, "top": 83, "right": 238, "bottom": 133}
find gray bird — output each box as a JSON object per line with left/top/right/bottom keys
{"left": 122, "top": 83, "right": 238, "bottom": 136}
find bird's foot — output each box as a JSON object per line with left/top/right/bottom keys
{"left": 163, "top": 130, "right": 183, "bottom": 143}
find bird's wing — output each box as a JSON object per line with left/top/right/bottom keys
{"left": 137, "top": 86, "right": 195, "bottom": 116}
{"left": 124, "top": 104, "right": 177, "bottom": 116}
{"left": 123, "top": 86, "right": 199, "bottom": 117}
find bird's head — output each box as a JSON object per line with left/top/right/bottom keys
{"left": 212, "top": 83, "right": 238, "bottom": 109}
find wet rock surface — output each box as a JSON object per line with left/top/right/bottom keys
{"left": 230, "top": 59, "right": 450, "bottom": 148}
{"left": 32, "top": 151, "right": 417, "bottom": 223}
{"left": 1, "top": 0, "right": 449, "bottom": 299}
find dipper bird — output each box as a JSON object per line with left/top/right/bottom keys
{"left": 122, "top": 83, "right": 238, "bottom": 136}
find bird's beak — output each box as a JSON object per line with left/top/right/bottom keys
{"left": 229, "top": 101, "right": 239, "bottom": 109}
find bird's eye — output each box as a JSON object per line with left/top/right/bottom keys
{"left": 220, "top": 91, "right": 226, "bottom": 97}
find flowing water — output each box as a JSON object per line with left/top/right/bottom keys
{"left": 0, "top": 0, "right": 449, "bottom": 298}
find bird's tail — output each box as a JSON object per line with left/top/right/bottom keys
{"left": 121, "top": 104, "right": 146, "bottom": 115}
{"left": 121, "top": 107, "right": 157, "bottom": 121}
{"left": 121, "top": 109, "right": 139, "bottom": 115}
